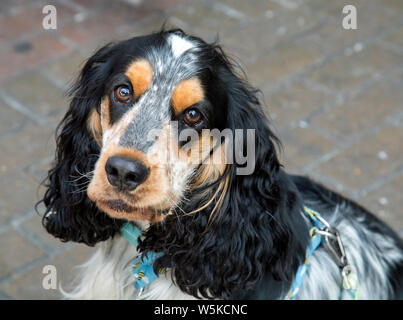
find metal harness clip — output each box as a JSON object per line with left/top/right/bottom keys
{"left": 302, "top": 207, "right": 359, "bottom": 298}
{"left": 315, "top": 224, "right": 357, "bottom": 293}
{"left": 322, "top": 227, "right": 347, "bottom": 267}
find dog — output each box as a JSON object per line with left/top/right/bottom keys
{"left": 40, "top": 29, "right": 403, "bottom": 300}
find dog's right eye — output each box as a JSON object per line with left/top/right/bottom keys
{"left": 114, "top": 85, "right": 132, "bottom": 103}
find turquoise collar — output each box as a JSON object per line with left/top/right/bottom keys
{"left": 121, "top": 222, "right": 142, "bottom": 247}
{"left": 121, "top": 222, "right": 164, "bottom": 292}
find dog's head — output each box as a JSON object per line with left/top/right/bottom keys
{"left": 41, "top": 29, "right": 280, "bottom": 245}
{"left": 85, "top": 30, "right": 233, "bottom": 223}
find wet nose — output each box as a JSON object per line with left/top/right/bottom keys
{"left": 105, "top": 156, "right": 149, "bottom": 191}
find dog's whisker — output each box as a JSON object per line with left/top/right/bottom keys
{"left": 68, "top": 186, "right": 88, "bottom": 194}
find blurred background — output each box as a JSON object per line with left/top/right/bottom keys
{"left": 0, "top": 0, "right": 402, "bottom": 299}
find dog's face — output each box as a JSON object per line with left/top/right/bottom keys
{"left": 85, "top": 31, "right": 229, "bottom": 222}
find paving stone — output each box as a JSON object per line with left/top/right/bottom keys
{"left": 264, "top": 81, "right": 334, "bottom": 128}
{"left": 2, "top": 70, "right": 68, "bottom": 118}
{"left": 0, "top": 99, "right": 30, "bottom": 136}
{"left": 19, "top": 214, "right": 65, "bottom": 252}
{"left": 1, "top": 243, "right": 94, "bottom": 299}
{"left": 213, "top": 0, "right": 282, "bottom": 19}
{"left": 306, "top": 1, "right": 399, "bottom": 57}
{"left": 0, "top": 0, "right": 47, "bottom": 14}
{"left": 359, "top": 174, "right": 403, "bottom": 232}
{"left": 383, "top": 0, "right": 403, "bottom": 11}
{"left": 278, "top": 126, "right": 338, "bottom": 173}
{"left": 58, "top": 2, "right": 155, "bottom": 47}
{"left": 222, "top": 8, "right": 322, "bottom": 58}
{"left": 170, "top": 1, "right": 244, "bottom": 42}
{"left": 316, "top": 126, "right": 403, "bottom": 191}
{"left": 307, "top": 0, "right": 398, "bottom": 22}
{"left": 0, "top": 33, "right": 72, "bottom": 81}
{"left": 80, "top": 12, "right": 177, "bottom": 56}
{"left": 148, "top": 0, "right": 187, "bottom": 11}
{"left": 383, "top": 25, "right": 403, "bottom": 48}
{"left": 99, "top": 1, "right": 157, "bottom": 26}
{"left": 0, "top": 2, "right": 77, "bottom": 47}
{"left": 25, "top": 154, "right": 54, "bottom": 187}
{"left": 70, "top": 0, "right": 112, "bottom": 9}
{"left": 44, "top": 50, "right": 88, "bottom": 88}
{"left": 245, "top": 39, "right": 322, "bottom": 89}
{"left": 0, "top": 170, "right": 44, "bottom": 226}
{"left": 304, "top": 1, "right": 403, "bottom": 56}
{"left": 0, "top": 123, "right": 55, "bottom": 176}
{"left": 119, "top": 14, "right": 174, "bottom": 38}
{"left": 311, "top": 80, "right": 403, "bottom": 141}
{"left": 58, "top": 16, "right": 123, "bottom": 47}
{"left": 0, "top": 229, "right": 45, "bottom": 280}
{"left": 306, "top": 43, "right": 403, "bottom": 95}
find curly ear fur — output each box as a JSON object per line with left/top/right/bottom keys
{"left": 39, "top": 44, "right": 122, "bottom": 246}
{"left": 139, "top": 49, "right": 309, "bottom": 299}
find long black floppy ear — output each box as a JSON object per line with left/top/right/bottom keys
{"left": 39, "top": 44, "right": 122, "bottom": 246}
{"left": 141, "top": 50, "right": 309, "bottom": 299}
{"left": 215, "top": 63, "right": 310, "bottom": 296}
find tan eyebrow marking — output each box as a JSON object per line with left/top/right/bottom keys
{"left": 171, "top": 77, "right": 204, "bottom": 115}
{"left": 125, "top": 59, "right": 153, "bottom": 99}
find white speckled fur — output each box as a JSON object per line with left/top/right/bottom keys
{"left": 61, "top": 234, "right": 192, "bottom": 300}
{"left": 168, "top": 34, "right": 195, "bottom": 58}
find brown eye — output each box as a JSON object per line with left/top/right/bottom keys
{"left": 115, "top": 85, "right": 131, "bottom": 103}
{"left": 184, "top": 108, "right": 202, "bottom": 126}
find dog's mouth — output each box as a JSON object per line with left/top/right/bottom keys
{"left": 97, "top": 199, "right": 172, "bottom": 221}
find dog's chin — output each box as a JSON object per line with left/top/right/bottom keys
{"left": 95, "top": 199, "right": 170, "bottom": 222}
{"left": 87, "top": 180, "right": 173, "bottom": 222}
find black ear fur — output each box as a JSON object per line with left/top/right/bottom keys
{"left": 39, "top": 44, "right": 122, "bottom": 246}
{"left": 140, "top": 47, "right": 309, "bottom": 299}
{"left": 219, "top": 64, "right": 309, "bottom": 282}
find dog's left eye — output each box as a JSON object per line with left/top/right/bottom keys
{"left": 184, "top": 108, "right": 203, "bottom": 126}
{"left": 114, "top": 85, "right": 132, "bottom": 103}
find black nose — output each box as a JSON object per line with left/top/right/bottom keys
{"left": 105, "top": 156, "right": 149, "bottom": 191}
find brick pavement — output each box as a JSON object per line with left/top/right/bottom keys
{"left": 0, "top": 0, "right": 402, "bottom": 299}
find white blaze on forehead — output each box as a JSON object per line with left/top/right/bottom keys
{"left": 101, "top": 103, "right": 140, "bottom": 148}
{"left": 168, "top": 34, "right": 195, "bottom": 58}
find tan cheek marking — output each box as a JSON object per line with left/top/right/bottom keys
{"left": 86, "top": 108, "right": 102, "bottom": 147}
{"left": 185, "top": 139, "right": 229, "bottom": 223}
{"left": 172, "top": 77, "right": 204, "bottom": 116}
{"left": 125, "top": 59, "right": 153, "bottom": 99}
{"left": 190, "top": 142, "right": 227, "bottom": 189}
{"left": 100, "top": 96, "right": 110, "bottom": 130}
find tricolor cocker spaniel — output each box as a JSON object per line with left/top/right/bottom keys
{"left": 41, "top": 29, "right": 403, "bottom": 300}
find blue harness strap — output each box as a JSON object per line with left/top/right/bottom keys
{"left": 120, "top": 222, "right": 164, "bottom": 292}
{"left": 286, "top": 226, "right": 322, "bottom": 299}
